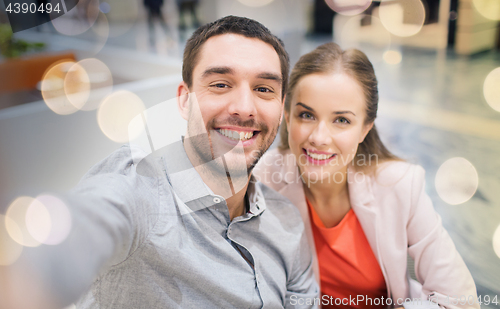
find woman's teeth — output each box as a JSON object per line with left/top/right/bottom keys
{"left": 306, "top": 149, "right": 334, "bottom": 160}
{"left": 217, "top": 129, "right": 254, "bottom": 141}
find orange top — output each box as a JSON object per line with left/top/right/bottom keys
{"left": 307, "top": 199, "right": 387, "bottom": 308}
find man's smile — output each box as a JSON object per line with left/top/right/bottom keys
{"left": 212, "top": 126, "right": 261, "bottom": 146}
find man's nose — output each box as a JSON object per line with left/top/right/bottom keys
{"left": 227, "top": 85, "right": 257, "bottom": 120}
{"left": 308, "top": 121, "right": 332, "bottom": 146}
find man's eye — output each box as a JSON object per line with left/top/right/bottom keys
{"left": 211, "top": 83, "right": 228, "bottom": 89}
{"left": 256, "top": 87, "right": 272, "bottom": 93}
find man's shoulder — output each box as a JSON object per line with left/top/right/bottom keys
{"left": 81, "top": 144, "right": 154, "bottom": 181}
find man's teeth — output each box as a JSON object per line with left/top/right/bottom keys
{"left": 218, "top": 129, "right": 254, "bottom": 141}
{"left": 306, "top": 150, "right": 334, "bottom": 160}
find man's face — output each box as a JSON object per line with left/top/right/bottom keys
{"left": 178, "top": 34, "right": 283, "bottom": 175}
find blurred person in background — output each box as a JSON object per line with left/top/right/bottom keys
{"left": 0, "top": 16, "right": 319, "bottom": 309}
{"left": 176, "top": 0, "right": 200, "bottom": 31}
{"left": 253, "top": 42, "right": 479, "bottom": 309}
{"left": 143, "top": 0, "right": 172, "bottom": 46}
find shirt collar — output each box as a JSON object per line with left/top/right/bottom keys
{"left": 246, "top": 175, "right": 266, "bottom": 216}
{"left": 160, "top": 139, "right": 212, "bottom": 204}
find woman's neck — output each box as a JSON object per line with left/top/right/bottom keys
{"left": 302, "top": 166, "right": 351, "bottom": 227}
{"left": 303, "top": 166, "right": 349, "bottom": 205}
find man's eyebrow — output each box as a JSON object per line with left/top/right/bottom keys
{"left": 201, "top": 66, "right": 234, "bottom": 78}
{"left": 257, "top": 72, "right": 282, "bottom": 84}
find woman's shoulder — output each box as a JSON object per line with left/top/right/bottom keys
{"left": 369, "top": 160, "right": 425, "bottom": 190}
{"left": 360, "top": 160, "right": 429, "bottom": 217}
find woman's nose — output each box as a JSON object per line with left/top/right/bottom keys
{"left": 308, "top": 121, "right": 332, "bottom": 146}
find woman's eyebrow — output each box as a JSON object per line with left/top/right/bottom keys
{"left": 296, "top": 102, "right": 314, "bottom": 111}
{"left": 333, "top": 111, "right": 356, "bottom": 116}
{"left": 296, "top": 103, "right": 356, "bottom": 116}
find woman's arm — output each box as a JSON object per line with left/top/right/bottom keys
{"left": 407, "top": 165, "right": 479, "bottom": 309}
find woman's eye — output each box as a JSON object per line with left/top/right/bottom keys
{"left": 299, "top": 112, "right": 314, "bottom": 120}
{"left": 335, "top": 117, "right": 350, "bottom": 124}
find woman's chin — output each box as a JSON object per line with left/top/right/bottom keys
{"left": 298, "top": 164, "right": 348, "bottom": 185}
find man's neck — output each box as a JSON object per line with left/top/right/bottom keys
{"left": 183, "top": 140, "right": 250, "bottom": 221}
{"left": 225, "top": 188, "right": 249, "bottom": 220}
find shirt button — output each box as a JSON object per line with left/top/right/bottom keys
{"left": 213, "top": 197, "right": 221, "bottom": 203}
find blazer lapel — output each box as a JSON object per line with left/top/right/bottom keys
{"left": 348, "top": 167, "right": 378, "bottom": 254}
{"left": 348, "top": 167, "right": 391, "bottom": 298}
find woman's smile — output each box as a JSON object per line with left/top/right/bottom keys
{"left": 302, "top": 148, "right": 337, "bottom": 165}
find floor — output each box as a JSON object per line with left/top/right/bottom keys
{"left": 2, "top": 9, "right": 500, "bottom": 308}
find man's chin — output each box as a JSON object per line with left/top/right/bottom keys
{"left": 214, "top": 151, "right": 255, "bottom": 173}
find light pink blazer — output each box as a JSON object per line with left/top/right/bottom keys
{"left": 253, "top": 148, "right": 479, "bottom": 309}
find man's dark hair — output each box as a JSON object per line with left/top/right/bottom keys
{"left": 183, "top": 15, "right": 289, "bottom": 98}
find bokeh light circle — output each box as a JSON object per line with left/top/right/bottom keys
{"left": 41, "top": 61, "right": 80, "bottom": 115}
{"left": 74, "top": 58, "right": 113, "bottom": 111}
{"left": 379, "top": 0, "right": 426, "bottom": 37}
{"left": 26, "top": 199, "right": 52, "bottom": 245}
{"left": 5, "top": 196, "right": 41, "bottom": 247}
{"left": 98, "top": 90, "right": 146, "bottom": 143}
{"left": 472, "top": 0, "right": 500, "bottom": 21}
{"left": 336, "top": 15, "right": 391, "bottom": 63}
{"left": 237, "top": 0, "right": 274, "bottom": 7}
{"left": 88, "top": 12, "right": 111, "bottom": 55}
{"left": 51, "top": 0, "right": 100, "bottom": 36}
{"left": 29, "top": 195, "right": 72, "bottom": 245}
{"left": 325, "top": 0, "right": 372, "bottom": 16}
{"left": 105, "top": 0, "right": 139, "bottom": 37}
{"left": 483, "top": 67, "right": 500, "bottom": 112}
{"left": 0, "top": 215, "right": 23, "bottom": 266}
{"left": 435, "top": 157, "right": 479, "bottom": 205}
{"left": 493, "top": 224, "right": 500, "bottom": 259}
{"left": 64, "top": 62, "right": 91, "bottom": 111}
{"left": 383, "top": 50, "right": 402, "bottom": 64}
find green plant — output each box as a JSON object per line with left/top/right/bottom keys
{"left": 0, "top": 24, "right": 45, "bottom": 58}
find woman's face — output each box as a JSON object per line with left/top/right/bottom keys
{"left": 286, "top": 73, "right": 373, "bottom": 184}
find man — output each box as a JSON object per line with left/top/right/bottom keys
{"left": 1, "top": 16, "right": 318, "bottom": 308}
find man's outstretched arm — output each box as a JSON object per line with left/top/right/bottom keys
{"left": 0, "top": 146, "right": 158, "bottom": 309}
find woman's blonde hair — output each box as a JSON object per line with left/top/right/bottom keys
{"left": 279, "top": 42, "right": 399, "bottom": 169}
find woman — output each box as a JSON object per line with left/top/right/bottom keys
{"left": 253, "top": 43, "right": 478, "bottom": 309}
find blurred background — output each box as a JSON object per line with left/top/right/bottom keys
{"left": 0, "top": 0, "right": 499, "bottom": 307}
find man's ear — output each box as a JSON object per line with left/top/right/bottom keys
{"left": 359, "top": 122, "right": 374, "bottom": 143}
{"left": 177, "top": 81, "right": 190, "bottom": 120}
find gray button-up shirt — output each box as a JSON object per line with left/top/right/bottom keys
{"left": 26, "top": 141, "right": 318, "bottom": 308}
